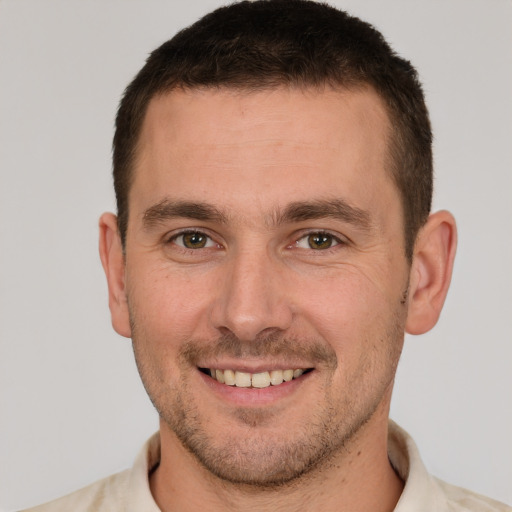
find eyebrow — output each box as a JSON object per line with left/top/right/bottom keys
{"left": 272, "top": 199, "right": 372, "bottom": 231}
{"left": 142, "top": 197, "right": 372, "bottom": 232}
{"left": 143, "top": 199, "right": 229, "bottom": 229}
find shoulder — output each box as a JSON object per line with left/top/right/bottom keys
{"left": 19, "top": 432, "right": 161, "bottom": 512}
{"left": 388, "top": 421, "right": 510, "bottom": 512}
{"left": 20, "top": 469, "right": 131, "bottom": 512}
{"left": 434, "top": 478, "right": 511, "bottom": 512}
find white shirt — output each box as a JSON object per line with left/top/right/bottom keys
{"left": 22, "top": 421, "right": 510, "bottom": 511}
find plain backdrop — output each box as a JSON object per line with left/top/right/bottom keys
{"left": 1, "top": 0, "right": 511, "bottom": 510}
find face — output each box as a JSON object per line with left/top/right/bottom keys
{"left": 118, "top": 87, "right": 411, "bottom": 486}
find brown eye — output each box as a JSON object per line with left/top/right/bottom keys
{"left": 176, "top": 231, "right": 212, "bottom": 249}
{"left": 295, "top": 232, "right": 341, "bottom": 250}
{"left": 308, "top": 233, "right": 334, "bottom": 249}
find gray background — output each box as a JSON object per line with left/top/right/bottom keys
{"left": 1, "top": 0, "right": 511, "bottom": 509}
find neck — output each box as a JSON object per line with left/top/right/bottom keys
{"left": 150, "top": 404, "right": 403, "bottom": 512}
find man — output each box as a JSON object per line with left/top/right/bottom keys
{"left": 22, "top": 1, "right": 510, "bottom": 511}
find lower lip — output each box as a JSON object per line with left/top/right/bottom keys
{"left": 198, "top": 369, "right": 312, "bottom": 406}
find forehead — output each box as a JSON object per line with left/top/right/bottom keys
{"left": 138, "top": 85, "right": 390, "bottom": 152}
{"left": 131, "top": 86, "right": 395, "bottom": 218}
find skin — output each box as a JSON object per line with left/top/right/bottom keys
{"left": 100, "top": 86, "right": 457, "bottom": 511}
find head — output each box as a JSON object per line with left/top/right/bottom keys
{"left": 113, "top": 0, "right": 433, "bottom": 261}
{"left": 100, "top": 0, "right": 456, "bottom": 491}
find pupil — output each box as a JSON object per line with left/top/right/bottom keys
{"left": 309, "top": 233, "right": 331, "bottom": 249}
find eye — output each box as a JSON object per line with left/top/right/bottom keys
{"left": 295, "top": 232, "right": 341, "bottom": 250}
{"left": 172, "top": 231, "right": 216, "bottom": 249}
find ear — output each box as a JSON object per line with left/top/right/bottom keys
{"left": 98, "top": 212, "right": 132, "bottom": 338}
{"left": 406, "top": 210, "right": 457, "bottom": 335}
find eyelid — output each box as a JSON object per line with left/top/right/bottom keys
{"left": 163, "top": 227, "right": 348, "bottom": 250}
{"left": 293, "top": 230, "right": 347, "bottom": 249}
{"left": 166, "top": 228, "right": 220, "bottom": 249}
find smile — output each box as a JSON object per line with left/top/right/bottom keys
{"left": 203, "top": 368, "right": 311, "bottom": 388}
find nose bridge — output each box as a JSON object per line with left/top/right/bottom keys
{"left": 211, "top": 242, "right": 292, "bottom": 340}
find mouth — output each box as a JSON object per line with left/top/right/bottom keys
{"left": 199, "top": 367, "right": 313, "bottom": 388}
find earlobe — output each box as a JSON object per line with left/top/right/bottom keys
{"left": 98, "top": 212, "right": 132, "bottom": 338}
{"left": 405, "top": 210, "right": 457, "bottom": 335}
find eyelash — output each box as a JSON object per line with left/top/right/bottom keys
{"left": 166, "top": 229, "right": 346, "bottom": 252}
{"left": 167, "top": 230, "right": 219, "bottom": 250}
{"left": 293, "top": 230, "right": 345, "bottom": 251}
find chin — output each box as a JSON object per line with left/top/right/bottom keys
{"left": 174, "top": 424, "right": 334, "bottom": 488}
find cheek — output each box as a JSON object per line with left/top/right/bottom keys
{"left": 295, "top": 265, "right": 403, "bottom": 352}
{"left": 127, "top": 262, "right": 216, "bottom": 343}
{"left": 127, "top": 267, "right": 215, "bottom": 391}
{"left": 296, "top": 268, "right": 406, "bottom": 407}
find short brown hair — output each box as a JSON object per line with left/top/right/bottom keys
{"left": 113, "top": 0, "right": 432, "bottom": 260}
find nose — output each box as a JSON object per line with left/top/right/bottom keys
{"left": 210, "top": 246, "right": 293, "bottom": 341}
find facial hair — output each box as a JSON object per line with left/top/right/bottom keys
{"left": 130, "top": 306, "right": 406, "bottom": 489}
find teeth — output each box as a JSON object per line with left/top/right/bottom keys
{"left": 208, "top": 368, "right": 308, "bottom": 388}
{"left": 235, "top": 371, "right": 251, "bottom": 388}
{"left": 224, "top": 369, "right": 236, "bottom": 386}
{"left": 270, "top": 370, "right": 284, "bottom": 386}
{"left": 283, "top": 369, "right": 294, "bottom": 382}
{"left": 215, "top": 369, "right": 225, "bottom": 384}
{"left": 251, "top": 372, "right": 270, "bottom": 388}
